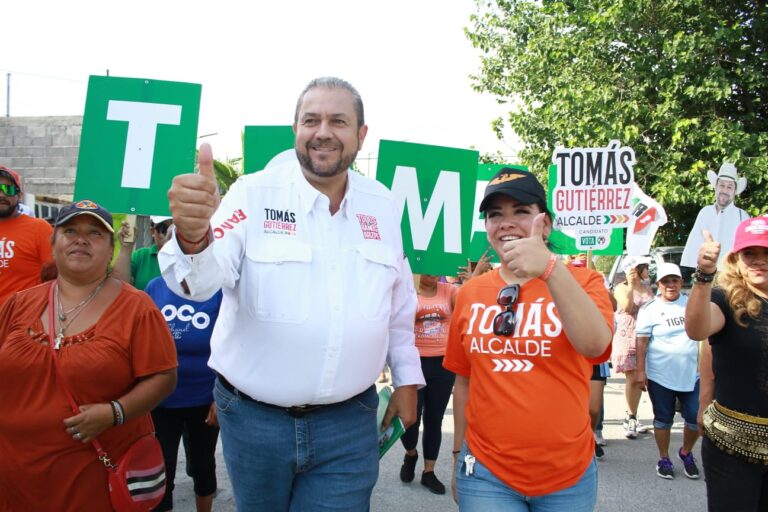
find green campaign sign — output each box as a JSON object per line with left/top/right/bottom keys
{"left": 376, "top": 140, "right": 478, "bottom": 276}
{"left": 243, "top": 126, "right": 295, "bottom": 174}
{"left": 75, "top": 75, "right": 201, "bottom": 216}
{"left": 547, "top": 164, "right": 624, "bottom": 255}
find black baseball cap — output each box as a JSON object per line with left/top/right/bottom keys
{"left": 479, "top": 167, "right": 546, "bottom": 212}
{"left": 55, "top": 199, "right": 114, "bottom": 233}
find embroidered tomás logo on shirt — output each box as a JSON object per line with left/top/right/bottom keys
{"left": 213, "top": 209, "right": 248, "bottom": 239}
{"left": 0, "top": 238, "right": 15, "bottom": 269}
{"left": 356, "top": 214, "right": 381, "bottom": 240}
{"left": 263, "top": 208, "right": 297, "bottom": 236}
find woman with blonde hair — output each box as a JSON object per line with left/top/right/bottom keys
{"left": 686, "top": 216, "right": 768, "bottom": 511}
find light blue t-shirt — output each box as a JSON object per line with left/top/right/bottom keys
{"left": 636, "top": 294, "right": 699, "bottom": 392}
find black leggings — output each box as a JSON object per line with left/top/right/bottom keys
{"left": 702, "top": 436, "right": 768, "bottom": 512}
{"left": 151, "top": 405, "right": 220, "bottom": 511}
{"left": 400, "top": 356, "right": 455, "bottom": 461}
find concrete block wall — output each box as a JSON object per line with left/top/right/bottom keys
{"left": 0, "top": 116, "right": 82, "bottom": 197}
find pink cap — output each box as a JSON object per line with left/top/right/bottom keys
{"left": 732, "top": 216, "right": 768, "bottom": 253}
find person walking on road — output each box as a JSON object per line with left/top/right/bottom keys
{"left": 612, "top": 255, "right": 654, "bottom": 438}
{"left": 635, "top": 263, "right": 700, "bottom": 480}
{"left": 444, "top": 167, "right": 614, "bottom": 511}
{"left": 686, "top": 219, "right": 768, "bottom": 511}
{"left": 399, "top": 274, "right": 457, "bottom": 494}
{"left": 160, "top": 77, "right": 424, "bottom": 511}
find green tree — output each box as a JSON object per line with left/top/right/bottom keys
{"left": 467, "top": 0, "right": 768, "bottom": 245}
{"left": 213, "top": 157, "right": 243, "bottom": 193}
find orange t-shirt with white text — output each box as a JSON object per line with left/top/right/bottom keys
{"left": 415, "top": 282, "right": 458, "bottom": 357}
{"left": 443, "top": 267, "right": 613, "bottom": 496}
{"left": 0, "top": 215, "right": 53, "bottom": 305}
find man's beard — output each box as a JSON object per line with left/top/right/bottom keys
{"left": 0, "top": 202, "right": 17, "bottom": 218}
{"left": 717, "top": 194, "right": 733, "bottom": 209}
{"left": 296, "top": 142, "right": 358, "bottom": 179}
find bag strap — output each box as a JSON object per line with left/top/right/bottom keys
{"left": 47, "top": 281, "right": 115, "bottom": 469}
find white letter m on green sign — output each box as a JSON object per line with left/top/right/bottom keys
{"left": 390, "top": 165, "right": 462, "bottom": 253}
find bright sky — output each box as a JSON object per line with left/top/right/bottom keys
{"left": 4, "top": 1, "right": 521, "bottom": 176}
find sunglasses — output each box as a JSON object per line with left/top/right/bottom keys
{"left": 0, "top": 184, "right": 19, "bottom": 196}
{"left": 153, "top": 221, "right": 172, "bottom": 235}
{"left": 493, "top": 284, "right": 520, "bottom": 336}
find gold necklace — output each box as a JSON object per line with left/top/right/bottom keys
{"left": 54, "top": 277, "right": 108, "bottom": 350}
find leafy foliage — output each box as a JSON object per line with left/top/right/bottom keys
{"left": 467, "top": 0, "right": 768, "bottom": 245}
{"left": 213, "top": 157, "right": 242, "bottom": 194}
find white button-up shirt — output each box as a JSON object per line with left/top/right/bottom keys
{"left": 681, "top": 203, "right": 749, "bottom": 268}
{"left": 159, "top": 162, "right": 424, "bottom": 406}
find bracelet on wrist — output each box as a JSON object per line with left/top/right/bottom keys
{"left": 540, "top": 254, "right": 557, "bottom": 282}
{"left": 452, "top": 450, "right": 461, "bottom": 455}
{"left": 111, "top": 400, "right": 125, "bottom": 426}
{"left": 694, "top": 268, "right": 716, "bottom": 284}
{"left": 177, "top": 229, "right": 209, "bottom": 246}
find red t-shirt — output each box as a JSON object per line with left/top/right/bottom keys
{"left": 415, "top": 282, "right": 458, "bottom": 357}
{"left": 444, "top": 267, "right": 613, "bottom": 495}
{"left": 0, "top": 215, "right": 53, "bottom": 305}
{"left": 0, "top": 282, "right": 177, "bottom": 511}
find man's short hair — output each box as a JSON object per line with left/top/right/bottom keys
{"left": 294, "top": 77, "right": 365, "bottom": 128}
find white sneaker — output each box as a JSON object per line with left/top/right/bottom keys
{"left": 594, "top": 430, "right": 607, "bottom": 446}
{"left": 623, "top": 416, "right": 638, "bottom": 439}
{"left": 635, "top": 420, "right": 650, "bottom": 434}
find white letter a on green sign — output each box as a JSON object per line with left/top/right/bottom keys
{"left": 107, "top": 100, "right": 182, "bottom": 189}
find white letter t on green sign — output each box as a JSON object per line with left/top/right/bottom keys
{"left": 106, "top": 100, "right": 182, "bottom": 189}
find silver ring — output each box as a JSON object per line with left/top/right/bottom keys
{"left": 73, "top": 432, "right": 83, "bottom": 440}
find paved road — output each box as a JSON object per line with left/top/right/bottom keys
{"left": 173, "top": 376, "right": 707, "bottom": 511}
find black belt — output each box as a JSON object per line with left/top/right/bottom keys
{"left": 217, "top": 374, "right": 372, "bottom": 417}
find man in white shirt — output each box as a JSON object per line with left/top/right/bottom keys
{"left": 160, "top": 77, "right": 424, "bottom": 510}
{"left": 681, "top": 163, "right": 749, "bottom": 269}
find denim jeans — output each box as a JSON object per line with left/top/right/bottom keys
{"left": 647, "top": 379, "right": 699, "bottom": 430}
{"left": 455, "top": 445, "right": 598, "bottom": 512}
{"left": 214, "top": 377, "right": 379, "bottom": 511}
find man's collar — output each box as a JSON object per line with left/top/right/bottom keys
{"left": 295, "top": 165, "right": 354, "bottom": 218}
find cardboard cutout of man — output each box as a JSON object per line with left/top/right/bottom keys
{"left": 681, "top": 163, "right": 749, "bottom": 269}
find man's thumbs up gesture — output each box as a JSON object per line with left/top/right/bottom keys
{"left": 168, "top": 143, "right": 221, "bottom": 253}
{"left": 500, "top": 212, "right": 553, "bottom": 279}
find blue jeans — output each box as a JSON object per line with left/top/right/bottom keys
{"left": 455, "top": 445, "right": 598, "bottom": 512}
{"left": 214, "top": 378, "right": 379, "bottom": 511}
{"left": 647, "top": 379, "right": 699, "bottom": 431}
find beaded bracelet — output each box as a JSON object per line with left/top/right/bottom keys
{"left": 540, "top": 254, "right": 558, "bottom": 282}
{"left": 176, "top": 229, "right": 209, "bottom": 246}
{"left": 111, "top": 400, "right": 125, "bottom": 426}
{"left": 694, "top": 268, "right": 716, "bottom": 284}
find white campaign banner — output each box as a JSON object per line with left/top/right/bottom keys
{"left": 551, "top": 140, "right": 635, "bottom": 232}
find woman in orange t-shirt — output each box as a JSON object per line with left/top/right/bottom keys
{"left": 0, "top": 200, "right": 177, "bottom": 511}
{"left": 443, "top": 168, "right": 614, "bottom": 511}
{"left": 399, "top": 274, "right": 458, "bottom": 494}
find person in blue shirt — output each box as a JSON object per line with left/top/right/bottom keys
{"left": 635, "top": 263, "right": 700, "bottom": 481}
{"left": 144, "top": 276, "right": 223, "bottom": 512}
